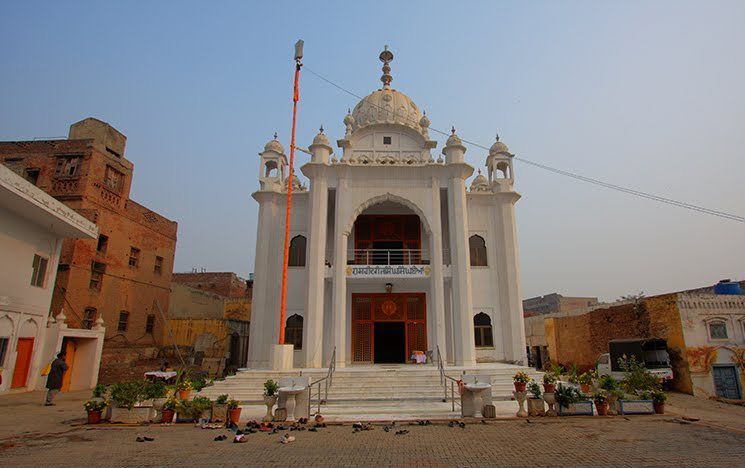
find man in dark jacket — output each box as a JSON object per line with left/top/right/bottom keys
{"left": 45, "top": 352, "right": 68, "bottom": 406}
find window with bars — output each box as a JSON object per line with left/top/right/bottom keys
{"left": 288, "top": 236, "right": 307, "bottom": 267}
{"left": 145, "top": 314, "right": 156, "bottom": 334}
{"left": 117, "top": 311, "right": 129, "bottom": 332}
{"left": 82, "top": 308, "right": 96, "bottom": 329}
{"left": 90, "top": 262, "right": 106, "bottom": 290}
{"left": 708, "top": 321, "right": 728, "bottom": 340}
{"left": 54, "top": 156, "right": 80, "bottom": 178}
{"left": 469, "top": 235, "right": 488, "bottom": 267}
{"left": 103, "top": 165, "right": 124, "bottom": 192}
{"left": 154, "top": 256, "right": 163, "bottom": 275}
{"left": 285, "top": 314, "right": 303, "bottom": 349}
{"left": 30, "top": 254, "right": 48, "bottom": 288}
{"left": 128, "top": 247, "right": 140, "bottom": 268}
{"left": 474, "top": 312, "right": 494, "bottom": 348}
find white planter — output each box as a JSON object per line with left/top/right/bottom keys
{"left": 619, "top": 400, "right": 654, "bottom": 415}
{"left": 558, "top": 401, "right": 594, "bottom": 416}
{"left": 211, "top": 404, "right": 227, "bottom": 422}
{"left": 110, "top": 406, "right": 154, "bottom": 423}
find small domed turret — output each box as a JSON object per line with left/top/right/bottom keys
{"left": 312, "top": 126, "right": 331, "bottom": 147}
{"left": 442, "top": 126, "right": 466, "bottom": 164}
{"left": 264, "top": 133, "right": 285, "bottom": 154}
{"left": 445, "top": 126, "right": 463, "bottom": 147}
{"left": 470, "top": 169, "right": 490, "bottom": 192}
{"left": 489, "top": 134, "right": 509, "bottom": 155}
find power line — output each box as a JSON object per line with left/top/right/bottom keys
{"left": 303, "top": 66, "right": 745, "bottom": 224}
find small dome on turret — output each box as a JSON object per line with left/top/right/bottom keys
{"left": 284, "top": 174, "right": 307, "bottom": 192}
{"left": 264, "top": 133, "right": 285, "bottom": 154}
{"left": 489, "top": 134, "right": 509, "bottom": 155}
{"left": 312, "top": 126, "right": 331, "bottom": 147}
{"left": 343, "top": 109, "right": 355, "bottom": 126}
{"left": 470, "top": 169, "right": 490, "bottom": 192}
{"left": 445, "top": 126, "right": 463, "bottom": 147}
{"left": 419, "top": 112, "right": 430, "bottom": 129}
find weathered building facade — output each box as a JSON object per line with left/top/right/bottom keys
{"left": 523, "top": 293, "right": 600, "bottom": 317}
{"left": 0, "top": 118, "right": 177, "bottom": 382}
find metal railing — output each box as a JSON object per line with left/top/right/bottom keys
{"left": 348, "top": 249, "right": 429, "bottom": 266}
{"left": 308, "top": 347, "right": 336, "bottom": 415}
{"left": 436, "top": 345, "right": 461, "bottom": 412}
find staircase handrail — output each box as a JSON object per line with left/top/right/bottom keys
{"left": 436, "top": 345, "right": 461, "bottom": 411}
{"left": 309, "top": 346, "right": 336, "bottom": 415}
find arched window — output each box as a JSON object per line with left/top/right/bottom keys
{"left": 285, "top": 314, "right": 303, "bottom": 349}
{"left": 265, "top": 160, "right": 278, "bottom": 178}
{"left": 288, "top": 235, "right": 307, "bottom": 267}
{"left": 469, "top": 235, "right": 487, "bottom": 266}
{"left": 474, "top": 312, "right": 493, "bottom": 348}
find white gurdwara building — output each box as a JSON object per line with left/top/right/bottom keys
{"left": 248, "top": 48, "right": 525, "bottom": 369}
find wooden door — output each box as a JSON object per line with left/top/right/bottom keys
{"left": 11, "top": 338, "right": 34, "bottom": 388}
{"left": 352, "top": 296, "right": 373, "bottom": 363}
{"left": 61, "top": 340, "right": 77, "bottom": 392}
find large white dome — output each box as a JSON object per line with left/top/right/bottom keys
{"left": 350, "top": 87, "right": 423, "bottom": 134}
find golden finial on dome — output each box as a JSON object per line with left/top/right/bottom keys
{"left": 379, "top": 45, "right": 394, "bottom": 88}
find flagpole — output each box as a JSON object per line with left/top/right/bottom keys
{"left": 278, "top": 40, "right": 304, "bottom": 345}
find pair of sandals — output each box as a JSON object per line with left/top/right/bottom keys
{"left": 394, "top": 429, "right": 409, "bottom": 435}
{"left": 447, "top": 421, "right": 466, "bottom": 428}
{"left": 214, "top": 434, "right": 228, "bottom": 441}
{"left": 135, "top": 436, "right": 155, "bottom": 442}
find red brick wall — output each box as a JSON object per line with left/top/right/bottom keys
{"left": 172, "top": 272, "right": 251, "bottom": 298}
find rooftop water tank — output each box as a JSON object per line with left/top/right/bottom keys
{"left": 714, "top": 279, "right": 742, "bottom": 295}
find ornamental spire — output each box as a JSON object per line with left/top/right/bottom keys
{"left": 379, "top": 45, "right": 394, "bottom": 88}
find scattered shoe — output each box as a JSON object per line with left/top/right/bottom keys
{"left": 136, "top": 437, "right": 145, "bottom": 442}
{"left": 279, "top": 434, "right": 296, "bottom": 444}
{"left": 314, "top": 414, "right": 325, "bottom": 424}
{"left": 143, "top": 436, "right": 155, "bottom": 442}
{"left": 214, "top": 435, "right": 227, "bottom": 441}
{"left": 395, "top": 429, "right": 409, "bottom": 435}
{"left": 384, "top": 426, "right": 391, "bottom": 433}
{"left": 233, "top": 434, "right": 247, "bottom": 443}
{"left": 459, "top": 422, "right": 466, "bottom": 429}
{"left": 308, "top": 427, "right": 317, "bottom": 432}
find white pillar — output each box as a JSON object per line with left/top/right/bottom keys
{"left": 303, "top": 171, "right": 328, "bottom": 367}
{"left": 331, "top": 185, "right": 348, "bottom": 367}
{"left": 429, "top": 179, "right": 448, "bottom": 361}
{"left": 448, "top": 177, "right": 476, "bottom": 365}
{"left": 494, "top": 194, "right": 526, "bottom": 364}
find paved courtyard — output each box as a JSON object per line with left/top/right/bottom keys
{"left": 2, "top": 390, "right": 745, "bottom": 466}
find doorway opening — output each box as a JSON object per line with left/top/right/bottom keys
{"left": 374, "top": 322, "right": 406, "bottom": 363}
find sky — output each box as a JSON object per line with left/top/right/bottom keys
{"left": 1, "top": 1, "right": 743, "bottom": 302}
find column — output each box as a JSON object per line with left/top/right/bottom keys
{"left": 303, "top": 174, "right": 328, "bottom": 367}
{"left": 429, "top": 180, "right": 448, "bottom": 361}
{"left": 448, "top": 177, "right": 476, "bottom": 365}
{"left": 247, "top": 193, "right": 276, "bottom": 368}
{"left": 494, "top": 195, "right": 526, "bottom": 364}
{"left": 331, "top": 186, "right": 348, "bottom": 367}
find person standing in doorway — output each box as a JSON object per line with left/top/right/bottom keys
{"left": 44, "top": 352, "right": 68, "bottom": 406}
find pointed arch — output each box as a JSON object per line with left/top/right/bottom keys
{"left": 345, "top": 192, "right": 432, "bottom": 236}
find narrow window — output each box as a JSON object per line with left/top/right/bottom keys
{"left": 117, "top": 311, "right": 129, "bottom": 332}
{"left": 383, "top": 136, "right": 392, "bottom": 145}
{"left": 469, "top": 235, "right": 488, "bottom": 267}
{"left": 474, "top": 312, "right": 494, "bottom": 348}
{"left": 154, "top": 256, "right": 163, "bottom": 275}
{"left": 709, "top": 321, "right": 728, "bottom": 340}
{"left": 288, "top": 235, "right": 307, "bottom": 267}
{"left": 285, "top": 314, "right": 303, "bottom": 349}
{"left": 82, "top": 308, "right": 97, "bottom": 329}
{"left": 145, "top": 314, "right": 156, "bottom": 334}
{"left": 96, "top": 234, "right": 109, "bottom": 254}
{"left": 128, "top": 247, "right": 140, "bottom": 268}
{"left": 25, "top": 168, "right": 40, "bottom": 185}
{"left": 30, "top": 254, "right": 48, "bottom": 287}
{"left": 54, "top": 156, "right": 80, "bottom": 177}
{"left": 104, "top": 165, "right": 124, "bottom": 192}
{"left": 90, "top": 262, "right": 106, "bottom": 290}
{"left": 0, "top": 337, "right": 9, "bottom": 366}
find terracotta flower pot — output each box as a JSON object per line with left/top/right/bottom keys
{"left": 595, "top": 401, "right": 609, "bottom": 416}
{"left": 514, "top": 381, "right": 527, "bottom": 392}
{"left": 543, "top": 383, "right": 556, "bottom": 393}
{"left": 580, "top": 384, "right": 591, "bottom": 393}
{"left": 228, "top": 407, "right": 242, "bottom": 424}
{"left": 87, "top": 410, "right": 102, "bottom": 425}
{"left": 653, "top": 402, "right": 665, "bottom": 414}
{"left": 178, "top": 389, "right": 191, "bottom": 400}
{"left": 161, "top": 409, "right": 175, "bottom": 423}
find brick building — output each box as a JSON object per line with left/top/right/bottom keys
{"left": 0, "top": 118, "right": 177, "bottom": 382}
{"left": 523, "top": 293, "right": 600, "bottom": 317}
{"left": 171, "top": 271, "right": 253, "bottom": 299}
{"left": 527, "top": 281, "right": 745, "bottom": 399}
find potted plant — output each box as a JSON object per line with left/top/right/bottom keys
{"left": 192, "top": 396, "right": 213, "bottom": 423}
{"left": 161, "top": 397, "right": 177, "bottom": 423}
{"left": 227, "top": 398, "right": 242, "bottom": 424}
{"left": 110, "top": 380, "right": 151, "bottom": 423}
{"left": 593, "top": 390, "right": 610, "bottom": 416}
{"left": 555, "top": 384, "right": 593, "bottom": 416}
{"left": 212, "top": 394, "right": 229, "bottom": 422}
{"left": 651, "top": 390, "right": 667, "bottom": 414}
{"left": 177, "top": 396, "right": 212, "bottom": 424}
{"left": 598, "top": 375, "right": 622, "bottom": 414}
{"left": 84, "top": 399, "right": 107, "bottom": 424}
{"left": 142, "top": 380, "right": 168, "bottom": 415}
{"left": 176, "top": 379, "right": 192, "bottom": 400}
{"left": 526, "top": 380, "right": 545, "bottom": 416}
{"left": 578, "top": 372, "right": 593, "bottom": 394}
{"left": 542, "top": 372, "right": 558, "bottom": 393}
{"left": 263, "top": 379, "right": 279, "bottom": 422}
{"left": 513, "top": 371, "right": 530, "bottom": 392}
